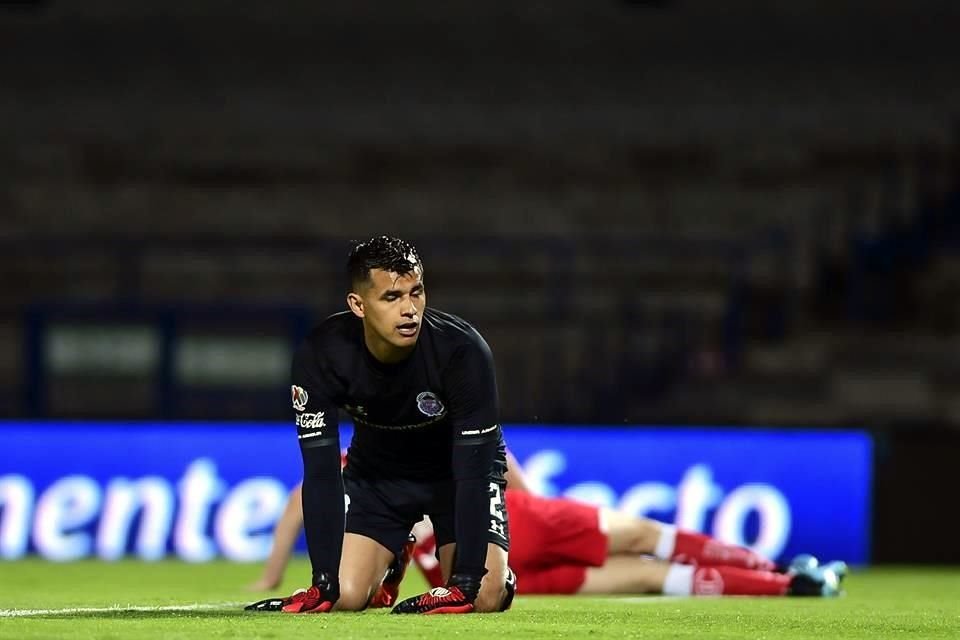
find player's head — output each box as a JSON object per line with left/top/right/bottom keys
{"left": 346, "top": 235, "right": 426, "bottom": 360}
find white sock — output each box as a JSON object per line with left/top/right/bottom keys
{"left": 662, "top": 564, "right": 694, "bottom": 596}
{"left": 653, "top": 524, "right": 677, "bottom": 560}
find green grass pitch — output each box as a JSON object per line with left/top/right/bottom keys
{"left": 1, "top": 558, "right": 958, "bottom": 639}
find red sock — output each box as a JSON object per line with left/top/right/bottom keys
{"left": 672, "top": 530, "right": 776, "bottom": 571}
{"left": 412, "top": 532, "right": 445, "bottom": 588}
{"left": 692, "top": 566, "right": 790, "bottom": 596}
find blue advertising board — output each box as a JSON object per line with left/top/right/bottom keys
{"left": 0, "top": 421, "right": 871, "bottom": 564}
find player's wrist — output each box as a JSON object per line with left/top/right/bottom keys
{"left": 312, "top": 571, "right": 341, "bottom": 601}
{"left": 447, "top": 572, "right": 483, "bottom": 602}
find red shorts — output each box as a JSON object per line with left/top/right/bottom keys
{"left": 506, "top": 489, "right": 608, "bottom": 594}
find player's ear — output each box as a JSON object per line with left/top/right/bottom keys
{"left": 346, "top": 291, "right": 365, "bottom": 318}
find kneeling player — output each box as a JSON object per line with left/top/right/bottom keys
{"left": 249, "top": 236, "right": 515, "bottom": 615}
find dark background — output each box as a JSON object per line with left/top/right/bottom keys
{"left": 2, "top": 0, "right": 959, "bottom": 562}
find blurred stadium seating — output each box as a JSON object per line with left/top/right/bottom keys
{"left": 1, "top": 0, "right": 959, "bottom": 426}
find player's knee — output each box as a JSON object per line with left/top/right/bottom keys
{"left": 633, "top": 519, "right": 661, "bottom": 554}
{"left": 611, "top": 515, "right": 661, "bottom": 555}
{"left": 336, "top": 581, "right": 373, "bottom": 611}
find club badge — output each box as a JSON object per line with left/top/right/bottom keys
{"left": 291, "top": 385, "right": 309, "bottom": 411}
{"left": 416, "top": 391, "right": 445, "bottom": 417}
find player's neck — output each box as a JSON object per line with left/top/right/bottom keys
{"left": 363, "top": 327, "right": 416, "bottom": 365}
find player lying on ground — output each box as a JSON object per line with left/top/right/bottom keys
{"left": 250, "top": 453, "right": 846, "bottom": 598}
{"left": 251, "top": 236, "right": 515, "bottom": 615}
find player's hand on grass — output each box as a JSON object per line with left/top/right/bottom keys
{"left": 244, "top": 572, "right": 339, "bottom": 613}
{"left": 390, "top": 573, "right": 480, "bottom": 614}
{"left": 246, "top": 576, "right": 281, "bottom": 592}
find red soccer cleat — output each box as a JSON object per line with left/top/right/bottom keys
{"left": 390, "top": 585, "right": 474, "bottom": 615}
{"left": 280, "top": 585, "right": 335, "bottom": 614}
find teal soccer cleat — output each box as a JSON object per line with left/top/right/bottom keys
{"left": 787, "top": 553, "right": 819, "bottom": 574}
{"left": 787, "top": 560, "right": 843, "bottom": 597}
{"left": 823, "top": 560, "right": 849, "bottom": 583}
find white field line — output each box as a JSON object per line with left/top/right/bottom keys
{"left": 0, "top": 601, "right": 245, "bottom": 618}
{"left": 605, "top": 595, "right": 784, "bottom": 603}
{"left": 603, "top": 596, "right": 688, "bottom": 604}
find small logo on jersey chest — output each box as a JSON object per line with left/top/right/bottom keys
{"left": 291, "top": 385, "right": 309, "bottom": 411}
{"left": 416, "top": 391, "right": 445, "bottom": 417}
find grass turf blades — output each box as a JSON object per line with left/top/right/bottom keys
{"left": 1, "top": 559, "right": 958, "bottom": 639}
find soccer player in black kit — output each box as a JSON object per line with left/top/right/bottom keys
{"left": 251, "top": 236, "right": 515, "bottom": 615}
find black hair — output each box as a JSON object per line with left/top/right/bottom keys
{"left": 347, "top": 235, "right": 424, "bottom": 290}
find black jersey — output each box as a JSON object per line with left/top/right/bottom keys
{"left": 292, "top": 308, "right": 506, "bottom": 481}
{"left": 291, "top": 307, "right": 506, "bottom": 585}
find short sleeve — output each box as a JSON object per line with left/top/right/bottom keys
{"left": 291, "top": 342, "right": 340, "bottom": 449}
{"left": 443, "top": 336, "right": 500, "bottom": 434}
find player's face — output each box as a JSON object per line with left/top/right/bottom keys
{"left": 350, "top": 267, "right": 426, "bottom": 359}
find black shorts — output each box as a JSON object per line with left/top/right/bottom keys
{"left": 342, "top": 466, "right": 510, "bottom": 560}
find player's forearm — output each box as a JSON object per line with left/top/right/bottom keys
{"left": 452, "top": 476, "right": 490, "bottom": 577}
{"left": 300, "top": 443, "right": 345, "bottom": 585}
{"left": 451, "top": 434, "right": 499, "bottom": 578}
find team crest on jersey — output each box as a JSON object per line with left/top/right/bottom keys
{"left": 291, "top": 385, "right": 309, "bottom": 411}
{"left": 416, "top": 391, "right": 445, "bottom": 417}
